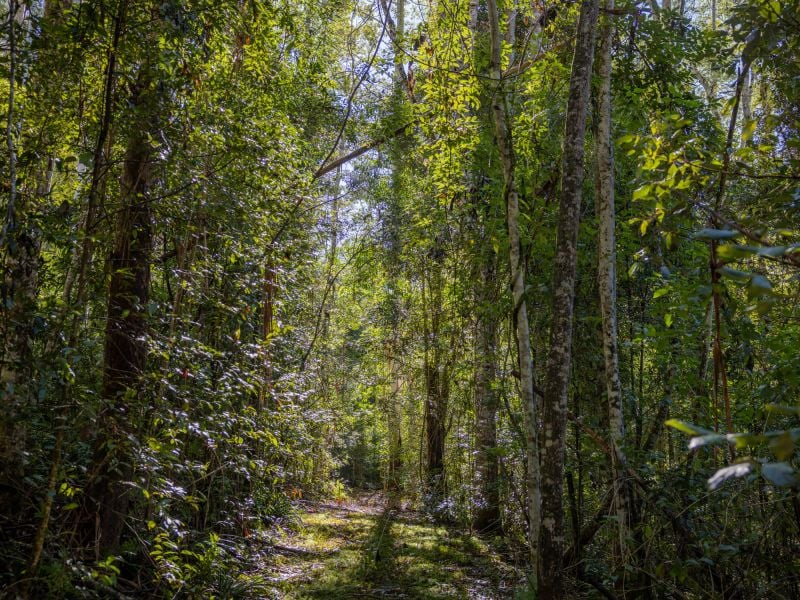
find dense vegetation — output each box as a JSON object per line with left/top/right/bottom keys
{"left": 1, "top": 0, "right": 799, "bottom": 597}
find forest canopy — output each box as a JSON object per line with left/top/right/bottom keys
{"left": 1, "top": 0, "right": 799, "bottom": 597}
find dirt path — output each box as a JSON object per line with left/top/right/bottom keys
{"left": 260, "top": 493, "right": 524, "bottom": 599}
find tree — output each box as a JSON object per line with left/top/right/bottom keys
{"left": 486, "top": 0, "right": 541, "bottom": 569}
{"left": 595, "top": 0, "right": 631, "bottom": 565}
{"left": 539, "top": 0, "right": 599, "bottom": 594}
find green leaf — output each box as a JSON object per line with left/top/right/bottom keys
{"left": 694, "top": 228, "right": 739, "bottom": 241}
{"left": 720, "top": 267, "right": 750, "bottom": 282}
{"left": 688, "top": 433, "right": 728, "bottom": 449}
{"left": 748, "top": 274, "right": 772, "bottom": 292}
{"left": 632, "top": 184, "right": 653, "bottom": 201}
{"left": 765, "top": 404, "right": 800, "bottom": 416}
{"left": 770, "top": 431, "right": 796, "bottom": 461}
{"left": 653, "top": 287, "right": 669, "bottom": 299}
{"left": 666, "top": 419, "right": 713, "bottom": 436}
{"left": 741, "top": 119, "right": 757, "bottom": 143}
{"left": 664, "top": 313, "right": 674, "bottom": 327}
{"left": 761, "top": 462, "right": 796, "bottom": 487}
{"left": 716, "top": 245, "right": 750, "bottom": 261}
{"left": 753, "top": 245, "right": 789, "bottom": 258}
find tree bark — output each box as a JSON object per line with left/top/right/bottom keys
{"left": 487, "top": 0, "right": 541, "bottom": 571}
{"left": 594, "top": 0, "right": 631, "bottom": 565}
{"left": 539, "top": 0, "right": 599, "bottom": 596}
{"left": 423, "top": 257, "right": 447, "bottom": 511}
{"left": 82, "top": 74, "right": 158, "bottom": 556}
{"left": 386, "top": 0, "right": 406, "bottom": 500}
{"left": 0, "top": 0, "right": 47, "bottom": 517}
{"left": 0, "top": 172, "right": 41, "bottom": 516}
{"left": 473, "top": 243, "right": 501, "bottom": 533}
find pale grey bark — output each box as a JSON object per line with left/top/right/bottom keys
{"left": 595, "top": 0, "right": 630, "bottom": 560}
{"left": 487, "top": 0, "right": 541, "bottom": 572}
{"left": 539, "top": 0, "right": 599, "bottom": 595}
{"left": 469, "top": 0, "right": 479, "bottom": 32}
{"left": 505, "top": 9, "right": 518, "bottom": 52}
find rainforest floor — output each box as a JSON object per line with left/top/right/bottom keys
{"left": 259, "top": 492, "right": 526, "bottom": 599}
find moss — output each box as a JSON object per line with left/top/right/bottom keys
{"left": 262, "top": 502, "right": 521, "bottom": 599}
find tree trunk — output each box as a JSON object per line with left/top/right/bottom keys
{"left": 423, "top": 260, "right": 447, "bottom": 511}
{"left": 473, "top": 243, "right": 501, "bottom": 533}
{"left": 0, "top": 184, "right": 41, "bottom": 515}
{"left": 594, "top": 0, "right": 630, "bottom": 565}
{"left": 424, "top": 358, "right": 447, "bottom": 506}
{"left": 486, "top": 0, "right": 541, "bottom": 571}
{"left": 258, "top": 258, "right": 276, "bottom": 409}
{"left": 0, "top": 0, "right": 49, "bottom": 515}
{"left": 82, "top": 76, "right": 157, "bottom": 556}
{"left": 539, "top": 0, "right": 599, "bottom": 596}
{"left": 386, "top": 0, "right": 406, "bottom": 499}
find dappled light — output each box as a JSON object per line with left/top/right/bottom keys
{"left": 1, "top": 0, "right": 799, "bottom": 598}
{"left": 263, "top": 494, "right": 521, "bottom": 599}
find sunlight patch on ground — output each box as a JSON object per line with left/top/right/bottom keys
{"left": 260, "top": 498, "right": 523, "bottom": 599}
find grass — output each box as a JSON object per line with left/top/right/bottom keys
{"left": 262, "top": 499, "right": 521, "bottom": 599}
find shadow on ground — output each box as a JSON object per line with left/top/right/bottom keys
{"left": 262, "top": 497, "right": 521, "bottom": 599}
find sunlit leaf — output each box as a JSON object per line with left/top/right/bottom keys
{"left": 688, "top": 433, "right": 728, "bottom": 449}
{"left": 708, "top": 462, "right": 754, "bottom": 490}
{"left": 666, "top": 419, "right": 713, "bottom": 436}
{"left": 653, "top": 287, "right": 669, "bottom": 299}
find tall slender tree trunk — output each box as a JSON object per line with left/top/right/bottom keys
{"left": 259, "top": 257, "right": 276, "bottom": 409}
{"left": 0, "top": 181, "right": 41, "bottom": 516}
{"left": 473, "top": 242, "right": 501, "bottom": 533}
{"left": 82, "top": 74, "right": 158, "bottom": 556}
{"left": 467, "top": 8, "right": 501, "bottom": 535}
{"left": 0, "top": 0, "right": 25, "bottom": 501}
{"left": 386, "top": 0, "right": 406, "bottom": 499}
{"left": 595, "top": 0, "right": 630, "bottom": 565}
{"left": 486, "top": 0, "right": 541, "bottom": 572}
{"left": 423, "top": 258, "right": 447, "bottom": 511}
{"left": 539, "top": 0, "right": 599, "bottom": 596}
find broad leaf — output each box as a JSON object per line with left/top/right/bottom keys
{"left": 708, "top": 462, "right": 754, "bottom": 490}
{"left": 761, "top": 462, "right": 796, "bottom": 487}
{"left": 694, "top": 228, "right": 739, "bottom": 241}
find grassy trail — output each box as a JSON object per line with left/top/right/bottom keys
{"left": 262, "top": 494, "right": 523, "bottom": 599}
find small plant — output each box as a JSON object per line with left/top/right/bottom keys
{"left": 327, "top": 479, "right": 350, "bottom": 504}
